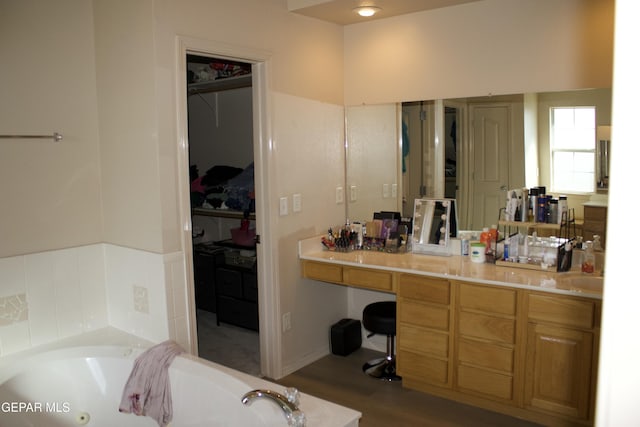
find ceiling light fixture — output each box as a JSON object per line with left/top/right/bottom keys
{"left": 354, "top": 6, "right": 381, "bottom": 17}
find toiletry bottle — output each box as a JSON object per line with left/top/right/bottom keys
{"left": 480, "top": 227, "right": 491, "bottom": 253}
{"left": 521, "top": 188, "right": 528, "bottom": 223}
{"left": 593, "top": 235, "right": 602, "bottom": 251}
{"left": 537, "top": 195, "right": 548, "bottom": 223}
{"left": 529, "top": 188, "right": 538, "bottom": 222}
{"left": 558, "top": 195, "right": 568, "bottom": 225}
{"left": 489, "top": 225, "right": 499, "bottom": 244}
{"left": 461, "top": 233, "right": 470, "bottom": 256}
{"left": 548, "top": 198, "right": 559, "bottom": 224}
{"left": 581, "top": 241, "right": 595, "bottom": 273}
{"left": 511, "top": 233, "right": 520, "bottom": 259}
{"left": 503, "top": 236, "right": 510, "bottom": 260}
{"left": 486, "top": 225, "right": 499, "bottom": 261}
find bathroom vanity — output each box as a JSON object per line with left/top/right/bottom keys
{"left": 299, "top": 237, "right": 602, "bottom": 427}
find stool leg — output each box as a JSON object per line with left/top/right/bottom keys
{"left": 362, "top": 334, "right": 401, "bottom": 381}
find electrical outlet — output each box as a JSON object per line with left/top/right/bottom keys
{"left": 282, "top": 312, "right": 292, "bottom": 332}
{"left": 133, "top": 285, "right": 149, "bottom": 314}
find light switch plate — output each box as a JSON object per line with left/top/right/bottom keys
{"left": 336, "top": 187, "right": 344, "bottom": 204}
{"left": 292, "top": 193, "right": 302, "bottom": 212}
{"left": 279, "top": 196, "right": 288, "bottom": 216}
{"left": 350, "top": 185, "right": 357, "bottom": 202}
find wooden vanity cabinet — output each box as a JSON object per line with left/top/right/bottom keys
{"left": 301, "top": 260, "right": 394, "bottom": 292}
{"left": 524, "top": 293, "right": 601, "bottom": 422}
{"left": 396, "top": 274, "right": 453, "bottom": 388}
{"left": 453, "top": 282, "right": 521, "bottom": 404}
{"left": 301, "top": 258, "right": 601, "bottom": 426}
{"left": 582, "top": 205, "right": 607, "bottom": 248}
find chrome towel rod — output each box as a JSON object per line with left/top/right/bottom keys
{"left": 0, "top": 132, "right": 63, "bottom": 142}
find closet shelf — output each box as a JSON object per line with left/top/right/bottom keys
{"left": 192, "top": 207, "right": 255, "bottom": 220}
{"left": 188, "top": 74, "right": 252, "bottom": 95}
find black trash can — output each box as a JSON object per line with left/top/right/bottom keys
{"left": 330, "top": 318, "right": 362, "bottom": 356}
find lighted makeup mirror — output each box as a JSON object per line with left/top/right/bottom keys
{"left": 412, "top": 198, "right": 457, "bottom": 256}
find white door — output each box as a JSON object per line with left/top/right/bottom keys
{"left": 468, "top": 104, "right": 510, "bottom": 229}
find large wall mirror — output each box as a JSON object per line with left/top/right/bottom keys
{"left": 346, "top": 88, "right": 612, "bottom": 232}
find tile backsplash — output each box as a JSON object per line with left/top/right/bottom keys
{"left": 0, "top": 293, "right": 28, "bottom": 326}
{"left": 0, "top": 244, "right": 189, "bottom": 357}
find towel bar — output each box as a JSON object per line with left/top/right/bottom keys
{"left": 0, "top": 132, "right": 63, "bottom": 142}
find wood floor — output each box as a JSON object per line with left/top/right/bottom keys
{"left": 276, "top": 348, "right": 543, "bottom": 427}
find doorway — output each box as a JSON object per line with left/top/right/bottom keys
{"left": 176, "top": 37, "right": 280, "bottom": 380}
{"left": 187, "top": 53, "right": 260, "bottom": 376}
{"left": 467, "top": 103, "right": 511, "bottom": 230}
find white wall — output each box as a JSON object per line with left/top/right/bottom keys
{"left": 596, "top": 0, "right": 640, "bottom": 425}
{"left": 188, "top": 86, "right": 254, "bottom": 174}
{"left": 0, "top": 0, "right": 103, "bottom": 258}
{"left": 343, "top": 0, "right": 613, "bottom": 105}
{"left": 270, "top": 92, "right": 348, "bottom": 374}
{"left": 94, "top": 0, "right": 166, "bottom": 254}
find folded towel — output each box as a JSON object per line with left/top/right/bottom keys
{"left": 119, "top": 340, "right": 184, "bottom": 427}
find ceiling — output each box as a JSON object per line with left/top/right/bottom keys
{"left": 288, "top": 0, "right": 484, "bottom": 25}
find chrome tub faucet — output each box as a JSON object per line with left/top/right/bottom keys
{"left": 241, "top": 387, "right": 306, "bottom": 426}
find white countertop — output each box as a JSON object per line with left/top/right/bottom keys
{"left": 299, "top": 237, "right": 603, "bottom": 299}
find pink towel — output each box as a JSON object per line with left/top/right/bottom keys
{"left": 119, "top": 340, "right": 184, "bottom": 427}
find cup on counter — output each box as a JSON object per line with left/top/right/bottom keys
{"left": 470, "top": 242, "right": 486, "bottom": 263}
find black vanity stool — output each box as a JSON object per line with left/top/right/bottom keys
{"left": 361, "top": 301, "right": 401, "bottom": 381}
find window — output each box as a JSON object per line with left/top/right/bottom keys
{"left": 550, "top": 107, "right": 596, "bottom": 193}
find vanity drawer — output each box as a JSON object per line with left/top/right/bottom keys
{"left": 398, "top": 274, "right": 450, "bottom": 305}
{"left": 458, "top": 282, "right": 516, "bottom": 315}
{"left": 399, "top": 299, "right": 450, "bottom": 331}
{"left": 343, "top": 267, "right": 394, "bottom": 292}
{"left": 457, "top": 365, "right": 513, "bottom": 401}
{"left": 302, "top": 261, "right": 343, "bottom": 283}
{"left": 458, "top": 311, "right": 515, "bottom": 344}
{"left": 458, "top": 338, "right": 514, "bottom": 373}
{"left": 398, "top": 349, "right": 449, "bottom": 386}
{"left": 527, "top": 293, "right": 596, "bottom": 329}
{"left": 398, "top": 323, "right": 449, "bottom": 358}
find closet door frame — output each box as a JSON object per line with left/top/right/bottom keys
{"left": 175, "top": 36, "right": 280, "bottom": 378}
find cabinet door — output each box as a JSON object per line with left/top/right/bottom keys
{"left": 524, "top": 323, "right": 593, "bottom": 420}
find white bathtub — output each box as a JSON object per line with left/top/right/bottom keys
{"left": 0, "top": 328, "right": 360, "bottom": 427}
